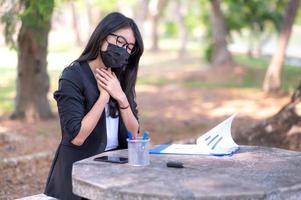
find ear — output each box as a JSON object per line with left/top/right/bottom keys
{"left": 100, "top": 40, "right": 108, "bottom": 52}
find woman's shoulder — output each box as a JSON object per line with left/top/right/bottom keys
{"left": 54, "top": 62, "right": 86, "bottom": 99}
{"left": 59, "top": 61, "right": 86, "bottom": 85}
{"left": 60, "top": 61, "right": 81, "bottom": 79}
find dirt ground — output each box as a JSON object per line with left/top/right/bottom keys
{"left": 0, "top": 58, "right": 297, "bottom": 199}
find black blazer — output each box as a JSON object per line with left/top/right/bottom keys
{"left": 44, "top": 61, "right": 132, "bottom": 199}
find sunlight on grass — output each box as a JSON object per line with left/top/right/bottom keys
{"left": 234, "top": 54, "right": 270, "bottom": 69}
{"left": 137, "top": 76, "right": 173, "bottom": 86}
{"left": 283, "top": 67, "right": 301, "bottom": 91}
{"left": 0, "top": 46, "right": 300, "bottom": 115}
{"left": 0, "top": 68, "right": 16, "bottom": 114}
{"left": 234, "top": 54, "right": 301, "bottom": 91}
{"left": 0, "top": 67, "right": 62, "bottom": 115}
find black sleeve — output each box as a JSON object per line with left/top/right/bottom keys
{"left": 54, "top": 67, "right": 85, "bottom": 142}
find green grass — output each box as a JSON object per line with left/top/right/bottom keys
{"left": 1, "top": 52, "right": 300, "bottom": 115}
{"left": 0, "top": 79, "right": 15, "bottom": 113}
{"left": 137, "top": 76, "right": 173, "bottom": 86}
{"left": 282, "top": 67, "right": 301, "bottom": 91}
{"left": 234, "top": 54, "right": 301, "bottom": 91}
{"left": 0, "top": 68, "right": 16, "bottom": 113}
{"left": 181, "top": 76, "right": 263, "bottom": 89}
{"left": 136, "top": 54, "right": 301, "bottom": 91}
{"left": 0, "top": 67, "right": 62, "bottom": 115}
{"left": 234, "top": 54, "right": 270, "bottom": 69}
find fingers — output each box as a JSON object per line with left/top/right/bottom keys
{"left": 107, "top": 68, "right": 118, "bottom": 78}
{"left": 95, "top": 71, "right": 114, "bottom": 91}
{"left": 95, "top": 67, "right": 120, "bottom": 95}
{"left": 103, "top": 67, "right": 118, "bottom": 79}
{"left": 112, "top": 71, "right": 117, "bottom": 78}
{"left": 95, "top": 73, "right": 108, "bottom": 85}
{"left": 100, "top": 68, "right": 114, "bottom": 79}
{"left": 95, "top": 68, "right": 110, "bottom": 82}
{"left": 96, "top": 75, "right": 109, "bottom": 91}
{"left": 97, "top": 80, "right": 107, "bottom": 90}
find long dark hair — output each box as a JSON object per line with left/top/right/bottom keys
{"left": 76, "top": 12, "right": 144, "bottom": 119}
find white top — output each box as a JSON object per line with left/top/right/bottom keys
{"left": 104, "top": 104, "right": 119, "bottom": 151}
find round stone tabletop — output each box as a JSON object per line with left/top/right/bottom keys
{"left": 72, "top": 145, "right": 301, "bottom": 200}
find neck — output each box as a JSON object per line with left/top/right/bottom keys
{"left": 88, "top": 55, "right": 106, "bottom": 72}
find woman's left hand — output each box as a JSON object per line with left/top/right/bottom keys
{"left": 95, "top": 68, "right": 127, "bottom": 104}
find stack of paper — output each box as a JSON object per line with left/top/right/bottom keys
{"left": 149, "top": 114, "right": 239, "bottom": 156}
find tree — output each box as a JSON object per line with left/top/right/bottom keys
{"left": 263, "top": 0, "right": 300, "bottom": 93}
{"left": 85, "top": 0, "right": 93, "bottom": 35}
{"left": 1, "top": 0, "right": 54, "bottom": 120}
{"left": 209, "top": 0, "right": 233, "bottom": 67}
{"left": 238, "top": 82, "right": 301, "bottom": 151}
{"left": 162, "top": 0, "right": 189, "bottom": 56}
{"left": 71, "top": 1, "right": 83, "bottom": 46}
{"left": 134, "top": 0, "right": 149, "bottom": 37}
{"left": 148, "top": 0, "right": 169, "bottom": 51}
{"left": 175, "top": 0, "right": 188, "bottom": 56}
{"left": 224, "top": 0, "right": 286, "bottom": 58}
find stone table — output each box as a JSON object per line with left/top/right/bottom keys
{"left": 72, "top": 145, "right": 301, "bottom": 200}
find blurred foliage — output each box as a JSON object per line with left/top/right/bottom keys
{"left": 1, "top": 0, "right": 296, "bottom": 57}
{"left": 92, "top": 0, "right": 119, "bottom": 13}
{"left": 200, "top": 0, "right": 289, "bottom": 63}
{"left": 162, "top": 0, "right": 203, "bottom": 39}
{"left": 20, "top": 0, "right": 54, "bottom": 48}
{"left": 295, "top": 7, "right": 301, "bottom": 24}
{"left": 198, "top": 0, "right": 213, "bottom": 62}
{"left": 223, "top": 0, "right": 287, "bottom": 33}
{"left": 0, "top": 0, "right": 21, "bottom": 49}
{"left": 0, "top": 0, "right": 54, "bottom": 49}
{"left": 184, "top": 0, "right": 203, "bottom": 35}
{"left": 164, "top": 21, "right": 178, "bottom": 37}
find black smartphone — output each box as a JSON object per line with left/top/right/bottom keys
{"left": 93, "top": 156, "right": 128, "bottom": 164}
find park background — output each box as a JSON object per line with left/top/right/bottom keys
{"left": 0, "top": 0, "right": 301, "bottom": 199}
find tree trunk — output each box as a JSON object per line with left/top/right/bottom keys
{"left": 149, "top": 0, "right": 169, "bottom": 51}
{"left": 85, "top": 0, "right": 93, "bottom": 36}
{"left": 71, "top": 2, "right": 83, "bottom": 46}
{"left": 11, "top": 1, "right": 54, "bottom": 120}
{"left": 238, "top": 82, "right": 301, "bottom": 151}
{"left": 247, "top": 29, "right": 255, "bottom": 58}
{"left": 263, "top": 0, "right": 299, "bottom": 94}
{"left": 135, "top": 0, "right": 149, "bottom": 37}
{"left": 175, "top": 0, "right": 188, "bottom": 57}
{"left": 209, "top": 0, "right": 233, "bottom": 67}
{"left": 150, "top": 14, "right": 159, "bottom": 51}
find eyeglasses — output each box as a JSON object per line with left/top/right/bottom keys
{"left": 107, "top": 33, "right": 137, "bottom": 55}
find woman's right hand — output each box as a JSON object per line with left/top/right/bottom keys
{"left": 95, "top": 68, "right": 110, "bottom": 103}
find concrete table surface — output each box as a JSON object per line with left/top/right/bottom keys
{"left": 72, "top": 145, "right": 301, "bottom": 200}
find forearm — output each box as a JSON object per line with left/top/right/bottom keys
{"left": 96, "top": 68, "right": 139, "bottom": 135}
{"left": 71, "top": 96, "right": 107, "bottom": 146}
{"left": 118, "top": 95, "right": 139, "bottom": 136}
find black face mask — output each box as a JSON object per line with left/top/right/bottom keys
{"left": 100, "top": 43, "right": 130, "bottom": 74}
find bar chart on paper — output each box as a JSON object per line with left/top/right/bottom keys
{"left": 150, "top": 114, "right": 239, "bottom": 156}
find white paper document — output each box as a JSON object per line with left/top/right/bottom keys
{"left": 151, "top": 114, "right": 239, "bottom": 156}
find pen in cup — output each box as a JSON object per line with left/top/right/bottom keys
{"left": 128, "top": 131, "right": 133, "bottom": 140}
{"left": 127, "top": 131, "right": 150, "bottom": 166}
{"left": 142, "top": 131, "right": 149, "bottom": 140}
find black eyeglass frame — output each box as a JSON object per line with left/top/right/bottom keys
{"left": 106, "top": 33, "right": 137, "bottom": 55}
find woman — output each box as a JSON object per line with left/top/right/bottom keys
{"left": 44, "top": 12, "right": 143, "bottom": 199}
